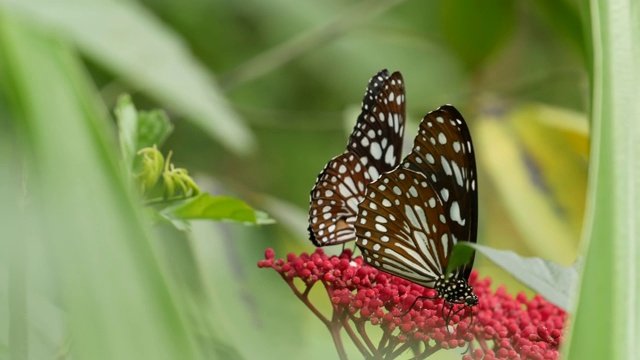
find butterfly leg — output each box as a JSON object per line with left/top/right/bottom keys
{"left": 396, "top": 295, "right": 437, "bottom": 317}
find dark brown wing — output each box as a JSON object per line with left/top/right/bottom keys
{"left": 400, "top": 105, "right": 477, "bottom": 279}
{"left": 308, "top": 70, "right": 406, "bottom": 246}
{"left": 355, "top": 168, "right": 453, "bottom": 286}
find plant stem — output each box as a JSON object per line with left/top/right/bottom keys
{"left": 328, "top": 322, "right": 348, "bottom": 360}
{"left": 9, "top": 159, "right": 27, "bottom": 360}
{"left": 282, "top": 275, "right": 330, "bottom": 325}
{"left": 351, "top": 316, "right": 380, "bottom": 357}
{"left": 341, "top": 316, "right": 370, "bottom": 358}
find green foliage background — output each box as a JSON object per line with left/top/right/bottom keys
{"left": 1, "top": 0, "right": 627, "bottom": 359}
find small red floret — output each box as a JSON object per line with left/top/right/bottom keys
{"left": 258, "top": 248, "right": 566, "bottom": 359}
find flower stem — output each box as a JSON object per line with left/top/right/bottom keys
{"left": 341, "top": 316, "right": 371, "bottom": 358}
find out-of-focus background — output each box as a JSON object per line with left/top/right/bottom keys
{"left": 0, "top": 0, "right": 589, "bottom": 359}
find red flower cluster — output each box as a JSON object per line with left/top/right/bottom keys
{"left": 258, "top": 248, "right": 566, "bottom": 360}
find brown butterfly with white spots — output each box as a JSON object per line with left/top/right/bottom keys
{"left": 308, "top": 69, "right": 406, "bottom": 246}
{"left": 355, "top": 105, "right": 478, "bottom": 306}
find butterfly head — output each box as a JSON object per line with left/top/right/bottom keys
{"left": 435, "top": 275, "right": 478, "bottom": 306}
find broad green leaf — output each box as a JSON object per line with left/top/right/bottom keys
{"left": 565, "top": 1, "right": 640, "bottom": 359}
{"left": 451, "top": 243, "right": 579, "bottom": 311}
{"left": 162, "top": 193, "right": 275, "bottom": 225}
{"left": 2, "top": 0, "right": 255, "bottom": 155}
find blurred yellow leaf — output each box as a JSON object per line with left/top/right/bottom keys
{"left": 510, "top": 104, "right": 588, "bottom": 236}
{"left": 475, "top": 112, "right": 578, "bottom": 265}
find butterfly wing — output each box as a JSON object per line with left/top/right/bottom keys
{"left": 401, "top": 105, "right": 478, "bottom": 279}
{"left": 356, "top": 105, "right": 477, "bottom": 283}
{"left": 308, "top": 152, "right": 368, "bottom": 245}
{"left": 346, "top": 70, "right": 406, "bottom": 181}
{"left": 356, "top": 168, "right": 453, "bottom": 287}
{"left": 308, "top": 70, "right": 406, "bottom": 246}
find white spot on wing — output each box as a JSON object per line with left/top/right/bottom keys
{"left": 450, "top": 201, "right": 465, "bottom": 225}
{"left": 441, "top": 156, "right": 452, "bottom": 175}
{"left": 441, "top": 188, "right": 449, "bottom": 202}
{"left": 370, "top": 142, "right": 382, "bottom": 160}
{"left": 451, "top": 160, "right": 464, "bottom": 187}
{"left": 438, "top": 132, "right": 447, "bottom": 144}
{"left": 385, "top": 145, "right": 396, "bottom": 166}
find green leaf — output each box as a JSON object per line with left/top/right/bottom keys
{"left": 115, "top": 94, "right": 138, "bottom": 170}
{"left": 136, "top": 109, "right": 173, "bottom": 151}
{"left": 440, "top": 0, "right": 516, "bottom": 71}
{"left": 445, "top": 242, "right": 476, "bottom": 279}
{"left": 454, "top": 243, "right": 579, "bottom": 311}
{"left": 162, "top": 194, "right": 275, "bottom": 225}
{"left": 115, "top": 95, "right": 172, "bottom": 177}
{"left": 532, "top": 0, "right": 588, "bottom": 65}
{"left": 2, "top": 0, "right": 255, "bottom": 155}
{"left": 0, "top": 14, "right": 201, "bottom": 360}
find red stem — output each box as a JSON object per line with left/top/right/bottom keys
{"left": 377, "top": 329, "right": 390, "bottom": 351}
{"left": 328, "top": 321, "right": 349, "bottom": 360}
{"left": 281, "top": 275, "right": 330, "bottom": 325}
{"left": 341, "top": 316, "right": 371, "bottom": 358}
{"left": 350, "top": 315, "right": 381, "bottom": 358}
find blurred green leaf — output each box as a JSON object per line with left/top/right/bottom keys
{"left": 115, "top": 94, "right": 139, "bottom": 170}
{"left": 0, "top": 13, "right": 201, "bottom": 359}
{"left": 532, "top": 0, "right": 587, "bottom": 64}
{"left": 454, "top": 243, "right": 579, "bottom": 311}
{"left": 136, "top": 109, "right": 173, "bottom": 151}
{"left": 116, "top": 94, "right": 173, "bottom": 175}
{"left": 440, "top": 0, "right": 516, "bottom": 71}
{"left": 163, "top": 194, "right": 275, "bottom": 225}
{"left": 2, "top": 0, "right": 255, "bottom": 155}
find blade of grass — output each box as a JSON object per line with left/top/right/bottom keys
{"left": 0, "top": 14, "right": 202, "bottom": 360}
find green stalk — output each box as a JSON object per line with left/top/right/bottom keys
{"left": 9, "top": 169, "right": 27, "bottom": 360}
{"left": 564, "top": 1, "right": 640, "bottom": 358}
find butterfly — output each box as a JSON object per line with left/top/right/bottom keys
{"left": 308, "top": 69, "right": 406, "bottom": 246}
{"left": 355, "top": 105, "right": 478, "bottom": 306}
